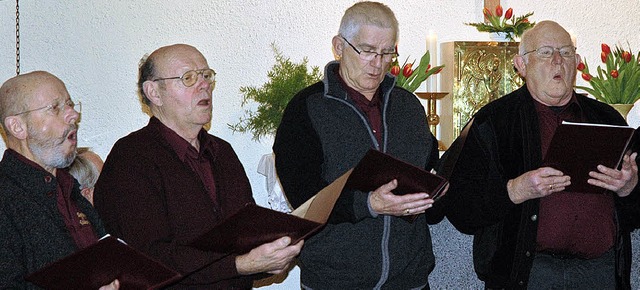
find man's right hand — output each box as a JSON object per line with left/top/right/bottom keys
{"left": 235, "top": 236, "right": 303, "bottom": 275}
{"left": 507, "top": 167, "right": 571, "bottom": 204}
{"left": 369, "top": 179, "right": 434, "bottom": 216}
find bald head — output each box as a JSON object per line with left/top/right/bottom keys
{"left": 0, "top": 71, "right": 66, "bottom": 130}
{"left": 137, "top": 44, "right": 208, "bottom": 106}
{"left": 519, "top": 21, "right": 572, "bottom": 57}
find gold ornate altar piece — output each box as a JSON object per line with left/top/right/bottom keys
{"left": 439, "top": 41, "right": 523, "bottom": 147}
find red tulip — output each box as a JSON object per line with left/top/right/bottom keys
{"left": 390, "top": 65, "right": 400, "bottom": 76}
{"left": 601, "top": 43, "right": 611, "bottom": 54}
{"left": 495, "top": 5, "right": 503, "bottom": 17}
{"left": 601, "top": 51, "right": 608, "bottom": 63}
{"left": 576, "top": 62, "right": 585, "bottom": 71}
{"left": 425, "top": 64, "right": 432, "bottom": 73}
{"left": 402, "top": 63, "right": 413, "bottom": 78}
{"left": 522, "top": 18, "right": 529, "bottom": 23}
{"left": 581, "top": 73, "right": 592, "bottom": 81}
{"left": 483, "top": 7, "right": 492, "bottom": 18}
{"left": 505, "top": 8, "right": 513, "bottom": 20}
{"left": 610, "top": 70, "right": 619, "bottom": 78}
{"left": 622, "top": 51, "right": 632, "bottom": 63}
{"left": 434, "top": 67, "right": 444, "bottom": 74}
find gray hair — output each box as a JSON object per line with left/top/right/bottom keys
{"left": 338, "top": 1, "right": 399, "bottom": 42}
{"left": 69, "top": 147, "right": 100, "bottom": 189}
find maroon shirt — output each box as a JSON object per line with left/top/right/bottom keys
{"left": 12, "top": 150, "right": 98, "bottom": 249}
{"left": 158, "top": 123, "right": 218, "bottom": 208}
{"left": 337, "top": 67, "right": 383, "bottom": 144}
{"left": 534, "top": 97, "right": 616, "bottom": 258}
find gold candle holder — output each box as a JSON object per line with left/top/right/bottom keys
{"left": 415, "top": 92, "right": 449, "bottom": 151}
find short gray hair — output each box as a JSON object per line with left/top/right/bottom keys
{"left": 338, "top": 1, "right": 399, "bottom": 42}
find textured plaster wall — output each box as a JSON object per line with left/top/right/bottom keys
{"left": 1, "top": 1, "right": 639, "bottom": 289}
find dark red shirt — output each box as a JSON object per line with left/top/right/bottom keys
{"left": 158, "top": 123, "right": 219, "bottom": 208}
{"left": 534, "top": 96, "right": 616, "bottom": 258}
{"left": 337, "top": 67, "right": 383, "bottom": 144}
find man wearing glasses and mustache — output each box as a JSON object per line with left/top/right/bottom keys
{"left": 94, "top": 44, "right": 302, "bottom": 289}
{"left": 0, "top": 71, "right": 119, "bottom": 289}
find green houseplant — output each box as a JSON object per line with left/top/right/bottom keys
{"left": 228, "top": 44, "right": 322, "bottom": 141}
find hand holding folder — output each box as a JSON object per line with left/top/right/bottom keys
{"left": 190, "top": 149, "right": 448, "bottom": 254}
{"left": 542, "top": 121, "right": 637, "bottom": 194}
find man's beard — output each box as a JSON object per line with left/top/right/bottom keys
{"left": 27, "top": 124, "right": 77, "bottom": 169}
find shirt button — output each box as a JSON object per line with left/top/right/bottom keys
{"left": 530, "top": 214, "right": 537, "bottom": 221}
{"left": 526, "top": 251, "right": 531, "bottom": 257}
{"left": 47, "top": 191, "right": 54, "bottom": 197}
{"left": 44, "top": 176, "right": 52, "bottom": 183}
{"left": 519, "top": 281, "right": 524, "bottom": 285}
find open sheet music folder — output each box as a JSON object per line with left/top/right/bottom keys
{"left": 542, "top": 121, "right": 636, "bottom": 194}
{"left": 24, "top": 235, "right": 181, "bottom": 290}
{"left": 190, "top": 149, "right": 448, "bottom": 254}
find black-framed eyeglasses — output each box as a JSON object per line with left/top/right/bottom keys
{"left": 341, "top": 36, "right": 398, "bottom": 62}
{"left": 152, "top": 68, "right": 216, "bottom": 87}
{"left": 522, "top": 45, "right": 577, "bottom": 59}
{"left": 12, "top": 98, "right": 81, "bottom": 117}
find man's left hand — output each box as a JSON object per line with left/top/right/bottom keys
{"left": 588, "top": 152, "right": 638, "bottom": 197}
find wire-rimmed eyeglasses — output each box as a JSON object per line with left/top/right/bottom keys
{"left": 341, "top": 36, "right": 398, "bottom": 62}
{"left": 152, "top": 69, "right": 216, "bottom": 87}
{"left": 12, "top": 98, "right": 81, "bottom": 117}
{"left": 522, "top": 45, "right": 577, "bottom": 59}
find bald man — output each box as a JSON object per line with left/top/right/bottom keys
{"left": 94, "top": 44, "right": 302, "bottom": 289}
{"left": 443, "top": 21, "right": 640, "bottom": 289}
{"left": 0, "top": 71, "right": 118, "bottom": 289}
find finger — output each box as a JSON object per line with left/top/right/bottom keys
{"left": 377, "top": 179, "right": 398, "bottom": 193}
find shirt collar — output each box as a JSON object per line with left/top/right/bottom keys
{"left": 152, "top": 117, "right": 214, "bottom": 162}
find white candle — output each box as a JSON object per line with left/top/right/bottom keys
{"left": 426, "top": 30, "right": 438, "bottom": 92}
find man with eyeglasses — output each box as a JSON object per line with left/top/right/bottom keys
{"left": 274, "top": 2, "right": 444, "bottom": 289}
{"left": 0, "top": 71, "right": 119, "bottom": 289}
{"left": 93, "top": 44, "right": 302, "bottom": 289}
{"left": 442, "top": 20, "right": 640, "bottom": 289}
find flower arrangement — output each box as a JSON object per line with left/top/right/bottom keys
{"left": 576, "top": 43, "right": 640, "bottom": 104}
{"left": 465, "top": 5, "right": 535, "bottom": 41}
{"left": 389, "top": 50, "right": 444, "bottom": 93}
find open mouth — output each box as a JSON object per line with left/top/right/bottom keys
{"left": 197, "top": 99, "right": 211, "bottom": 106}
{"left": 553, "top": 73, "right": 563, "bottom": 80}
{"left": 67, "top": 130, "right": 77, "bottom": 141}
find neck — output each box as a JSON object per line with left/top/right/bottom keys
{"left": 155, "top": 116, "right": 202, "bottom": 151}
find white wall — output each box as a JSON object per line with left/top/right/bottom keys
{"left": 1, "top": 1, "right": 640, "bottom": 289}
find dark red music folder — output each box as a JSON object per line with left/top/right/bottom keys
{"left": 189, "top": 203, "right": 325, "bottom": 254}
{"left": 542, "top": 121, "right": 636, "bottom": 194}
{"left": 345, "top": 149, "right": 448, "bottom": 201}
{"left": 190, "top": 149, "right": 448, "bottom": 254}
{"left": 24, "top": 235, "right": 181, "bottom": 290}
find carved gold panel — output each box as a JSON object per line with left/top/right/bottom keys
{"left": 439, "top": 41, "right": 523, "bottom": 146}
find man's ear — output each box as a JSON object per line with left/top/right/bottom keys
{"left": 3, "top": 116, "right": 27, "bottom": 140}
{"left": 513, "top": 55, "right": 527, "bottom": 78}
{"left": 143, "top": 80, "right": 163, "bottom": 107}
{"left": 332, "top": 35, "right": 345, "bottom": 60}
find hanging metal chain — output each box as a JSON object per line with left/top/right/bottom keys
{"left": 16, "top": 0, "right": 21, "bottom": 75}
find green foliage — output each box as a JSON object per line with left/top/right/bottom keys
{"left": 228, "top": 44, "right": 322, "bottom": 141}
